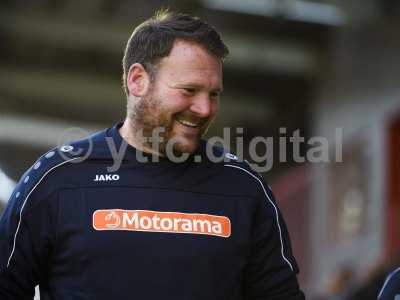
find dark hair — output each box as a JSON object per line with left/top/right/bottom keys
{"left": 122, "top": 9, "right": 229, "bottom": 96}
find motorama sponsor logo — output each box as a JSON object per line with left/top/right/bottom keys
{"left": 93, "top": 209, "right": 231, "bottom": 238}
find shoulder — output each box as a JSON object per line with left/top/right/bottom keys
{"left": 379, "top": 267, "right": 400, "bottom": 299}
{"left": 6, "top": 127, "right": 112, "bottom": 214}
{"left": 203, "top": 144, "right": 284, "bottom": 233}
{"left": 202, "top": 142, "right": 269, "bottom": 197}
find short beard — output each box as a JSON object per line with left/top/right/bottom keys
{"left": 127, "top": 93, "right": 173, "bottom": 155}
{"left": 126, "top": 90, "right": 213, "bottom": 156}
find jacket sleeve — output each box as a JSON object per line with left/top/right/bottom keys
{"left": 0, "top": 168, "right": 57, "bottom": 299}
{"left": 378, "top": 267, "right": 400, "bottom": 300}
{"left": 243, "top": 182, "right": 305, "bottom": 300}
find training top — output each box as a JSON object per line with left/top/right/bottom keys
{"left": 0, "top": 122, "right": 305, "bottom": 300}
{"left": 378, "top": 267, "right": 400, "bottom": 300}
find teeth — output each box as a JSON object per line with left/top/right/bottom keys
{"left": 177, "top": 119, "right": 199, "bottom": 127}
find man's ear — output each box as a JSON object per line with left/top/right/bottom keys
{"left": 126, "top": 63, "right": 151, "bottom": 97}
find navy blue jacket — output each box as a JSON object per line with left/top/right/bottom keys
{"left": 0, "top": 123, "right": 304, "bottom": 299}
{"left": 378, "top": 267, "right": 400, "bottom": 300}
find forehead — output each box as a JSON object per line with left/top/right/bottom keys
{"left": 156, "top": 40, "right": 222, "bottom": 87}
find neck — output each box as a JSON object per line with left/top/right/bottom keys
{"left": 119, "top": 118, "right": 164, "bottom": 157}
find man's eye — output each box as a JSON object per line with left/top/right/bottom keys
{"left": 182, "top": 88, "right": 195, "bottom": 94}
{"left": 210, "top": 92, "right": 220, "bottom": 99}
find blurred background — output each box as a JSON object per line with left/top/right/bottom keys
{"left": 1, "top": 0, "right": 400, "bottom": 298}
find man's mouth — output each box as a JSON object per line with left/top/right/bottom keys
{"left": 175, "top": 116, "right": 201, "bottom": 128}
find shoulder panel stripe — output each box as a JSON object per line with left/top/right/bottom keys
{"left": 7, "top": 157, "right": 81, "bottom": 268}
{"left": 378, "top": 266, "right": 400, "bottom": 299}
{"left": 224, "top": 164, "right": 294, "bottom": 272}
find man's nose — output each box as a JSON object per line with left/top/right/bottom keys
{"left": 190, "top": 95, "right": 212, "bottom": 118}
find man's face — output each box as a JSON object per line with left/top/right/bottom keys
{"left": 128, "top": 39, "right": 223, "bottom": 155}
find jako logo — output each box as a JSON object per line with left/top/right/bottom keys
{"left": 93, "top": 209, "right": 231, "bottom": 238}
{"left": 94, "top": 174, "right": 120, "bottom": 182}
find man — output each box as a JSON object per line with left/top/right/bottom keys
{"left": 0, "top": 10, "right": 305, "bottom": 299}
{"left": 378, "top": 267, "right": 400, "bottom": 300}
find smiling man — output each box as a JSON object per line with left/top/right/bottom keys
{"left": 120, "top": 13, "right": 224, "bottom": 157}
{"left": 0, "top": 10, "right": 305, "bottom": 300}
{"left": 121, "top": 40, "right": 221, "bottom": 155}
